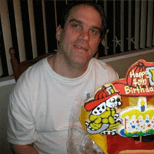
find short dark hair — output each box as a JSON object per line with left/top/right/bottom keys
{"left": 60, "top": 1, "right": 107, "bottom": 40}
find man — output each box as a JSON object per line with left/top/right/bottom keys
{"left": 7, "top": 1, "right": 118, "bottom": 154}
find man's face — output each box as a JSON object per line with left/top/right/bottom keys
{"left": 56, "top": 5, "right": 102, "bottom": 66}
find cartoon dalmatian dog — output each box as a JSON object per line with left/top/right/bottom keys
{"left": 84, "top": 84, "right": 122, "bottom": 135}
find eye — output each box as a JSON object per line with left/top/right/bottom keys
{"left": 110, "top": 98, "right": 115, "bottom": 102}
{"left": 71, "top": 23, "right": 82, "bottom": 29}
{"left": 90, "top": 29, "right": 100, "bottom": 35}
{"left": 92, "top": 29, "right": 96, "bottom": 33}
{"left": 72, "top": 24, "right": 79, "bottom": 27}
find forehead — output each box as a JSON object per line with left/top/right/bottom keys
{"left": 66, "top": 5, "right": 102, "bottom": 28}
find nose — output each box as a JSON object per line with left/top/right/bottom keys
{"left": 79, "top": 29, "right": 89, "bottom": 42}
{"left": 117, "top": 98, "right": 120, "bottom": 102}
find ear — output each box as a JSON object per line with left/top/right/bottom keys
{"left": 56, "top": 25, "right": 63, "bottom": 41}
{"left": 101, "top": 29, "right": 109, "bottom": 47}
{"left": 101, "top": 39, "right": 105, "bottom": 47}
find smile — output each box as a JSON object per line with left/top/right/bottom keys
{"left": 74, "top": 45, "right": 88, "bottom": 51}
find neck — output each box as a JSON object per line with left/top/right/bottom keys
{"left": 48, "top": 53, "right": 89, "bottom": 78}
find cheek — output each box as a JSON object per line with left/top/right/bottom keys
{"left": 60, "top": 33, "right": 71, "bottom": 49}
{"left": 94, "top": 42, "right": 100, "bottom": 48}
{"left": 62, "top": 30, "right": 78, "bottom": 45}
{"left": 90, "top": 38, "right": 100, "bottom": 49}
{"left": 90, "top": 42, "right": 99, "bottom": 52}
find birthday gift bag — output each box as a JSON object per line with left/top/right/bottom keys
{"left": 74, "top": 59, "right": 154, "bottom": 154}
{"left": 67, "top": 98, "right": 103, "bottom": 154}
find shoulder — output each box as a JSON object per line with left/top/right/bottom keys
{"left": 11, "top": 58, "right": 48, "bottom": 97}
{"left": 19, "top": 58, "right": 47, "bottom": 83}
{"left": 90, "top": 58, "right": 119, "bottom": 82}
{"left": 90, "top": 58, "right": 114, "bottom": 71}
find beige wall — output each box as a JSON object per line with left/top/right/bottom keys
{"left": 100, "top": 50, "right": 154, "bottom": 78}
{"left": 0, "top": 83, "right": 15, "bottom": 154}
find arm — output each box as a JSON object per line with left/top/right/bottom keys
{"left": 11, "top": 143, "right": 39, "bottom": 154}
{"left": 8, "top": 79, "right": 39, "bottom": 154}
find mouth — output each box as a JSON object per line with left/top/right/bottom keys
{"left": 74, "top": 45, "right": 88, "bottom": 51}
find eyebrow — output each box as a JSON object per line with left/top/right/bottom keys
{"left": 69, "top": 18, "right": 101, "bottom": 32}
{"left": 69, "top": 18, "right": 82, "bottom": 24}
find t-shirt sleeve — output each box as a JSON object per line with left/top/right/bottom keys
{"left": 7, "top": 79, "right": 38, "bottom": 145}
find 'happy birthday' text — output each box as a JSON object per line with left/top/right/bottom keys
{"left": 130, "top": 70, "right": 149, "bottom": 78}
{"left": 124, "top": 85, "right": 154, "bottom": 94}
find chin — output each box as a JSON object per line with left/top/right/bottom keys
{"left": 73, "top": 57, "right": 91, "bottom": 66}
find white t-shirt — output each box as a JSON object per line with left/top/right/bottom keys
{"left": 7, "top": 57, "right": 118, "bottom": 154}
